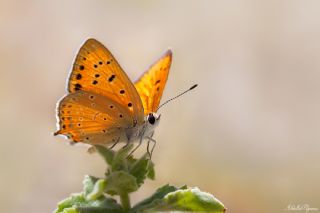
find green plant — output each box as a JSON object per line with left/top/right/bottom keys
{"left": 54, "top": 144, "right": 226, "bottom": 213}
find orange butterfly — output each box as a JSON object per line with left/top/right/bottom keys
{"left": 55, "top": 38, "right": 172, "bottom": 150}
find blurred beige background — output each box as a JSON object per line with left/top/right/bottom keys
{"left": 1, "top": 0, "right": 320, "bottom": 212}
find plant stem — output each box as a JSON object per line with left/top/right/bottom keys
{"left": 120, "top": 192, "right": 131, "bottom": 212}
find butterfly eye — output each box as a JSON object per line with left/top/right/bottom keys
{"left": 148, "top": 114, "right": 156, "bottom": 125}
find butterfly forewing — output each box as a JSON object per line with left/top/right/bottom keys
{"left": 68, "top": 38, "right": 144, "bottom": 125}
{"left": 134, "top": 49, "right": 172, "bottom": 114}
{"left": 55, "top": 91, "right": 132, "bottom": 144}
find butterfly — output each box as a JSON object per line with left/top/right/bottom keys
{"left": 54, "top": 38, "right": 172, "bottom": 152}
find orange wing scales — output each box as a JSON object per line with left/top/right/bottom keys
{"left": 55, "top": 91, "right": 131, "bottom": 144}
{"left": 68, "top": 38, "right": 144, "bottom": 124}
{"left": 135, "top": 50, "right": 172, "bottom": 115}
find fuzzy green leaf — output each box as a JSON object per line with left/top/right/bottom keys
{"left": 164, "top": 187, "right": 225, "bottom": 212}
{"left": 131, "top": 184, "right": 178, "bottom": 212}
{"left": 87, "top": 179, "right": 107, "bottom": 200}
{"left": 83, "top": 175, "right": 99, "bottom": 196}
{"left": 146, "top": 160, "right": 155, "bottom": 180}
{"left": 111, "top": 144, "right": 134, "bottom": 171}
{"left": 61, "top": 207, "right": 79, "bottom": 213}
{"left": 54, "top": 193, "right": 85, "bottom": 213}
{"left": 105, "top": 171, "right": 138, "bottom": 195}
{"left": 133, "top": 187, "right": 226, "bottom": 213}
{"left": 76, "top": 197, "right": 122, "bottom": 213}
{"left": 54, "top": 192, "right": 122, "bottom": 213}
{"left": 129, "top": 153, "right": 153, "bottom": 186}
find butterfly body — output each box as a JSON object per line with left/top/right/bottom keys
{"left": 122, "top": 112, "right": 160, "bottom": 144}
{"left": 55, "top": 39, "right": 171, "bottom": 147}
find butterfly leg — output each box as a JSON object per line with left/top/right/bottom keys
{"left": 109, "top": 137, "right": 120, "bottom": 150}
{"left": 122, "top": 140, "right": 130, "bottom": 149}
{"left": 128, "top": 136, "right": 143, "bottom": 157}
{"left": 146, "top": 133, "right": 156, "bottom": 159}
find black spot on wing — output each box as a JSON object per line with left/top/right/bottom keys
{"left": 76, "top": 73, "right": 82, "bottom": 80}
{"left": 108, "top": 74, "right": 115, "bottom": 82}
{"left": 74, "top": 83, "right": 82, "bottom": 91}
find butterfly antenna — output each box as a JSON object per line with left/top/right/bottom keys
{"left": 157, "top": 84, "right": 198, "bottom": 111}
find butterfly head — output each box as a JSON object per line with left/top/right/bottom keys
{"left": 142, "top": 113, "right": 161, "bottom": 137}
{"left": 146, "top": 113, "right": 161, "bottom": 127}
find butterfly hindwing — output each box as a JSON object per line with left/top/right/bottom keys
{"left": 55, "top": 91, "right": 131, "bottom": 144}
{"left": 134, "top": 50, "right": 172, "bottom": 115}
{"left": 68, "top": 38, "right": 144, "bottom": 124}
